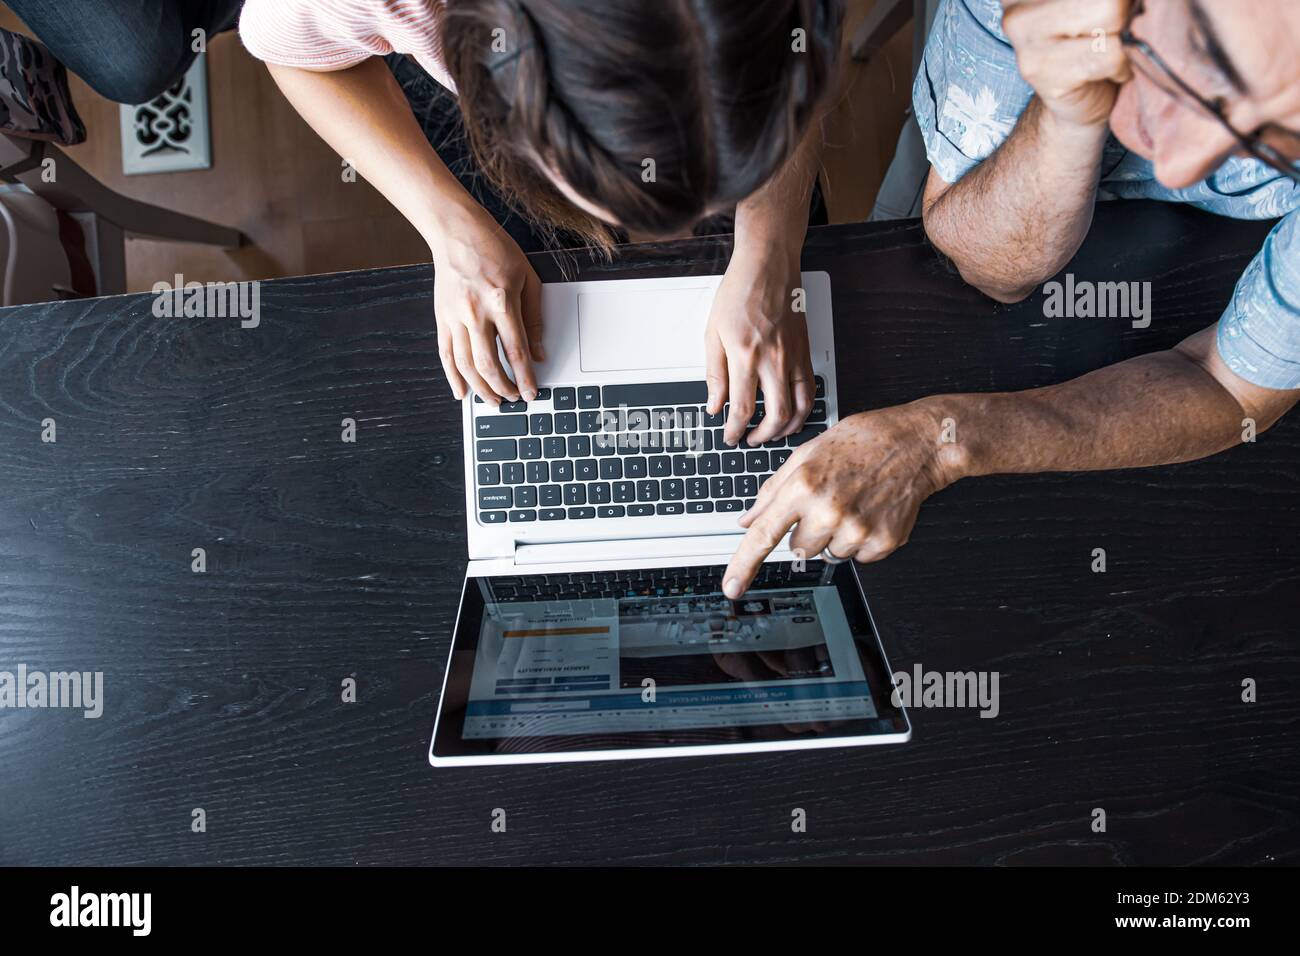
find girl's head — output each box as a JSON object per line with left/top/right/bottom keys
{"left": 442, "top": 0, "right": 844, "bottom": 245}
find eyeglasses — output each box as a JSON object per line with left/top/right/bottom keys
{"left": 1119, "top": 0, "right": 1300, "bottom": 184}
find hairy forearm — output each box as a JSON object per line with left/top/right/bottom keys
{"left": 917, "top": 335, "right": 1283, "bottom": 484}
{"left": 267, "top": 59, "right": 480, "bottom": 249}
{"left": 923, "top": 97, "right": 1109, "bottom": 302}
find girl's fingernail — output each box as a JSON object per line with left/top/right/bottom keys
{"left": 723, "top": 578, "right": 741, "bottom": 599}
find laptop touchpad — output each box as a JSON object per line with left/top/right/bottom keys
{"left": 578, "top": 287, "right": 712, "bottom": 372}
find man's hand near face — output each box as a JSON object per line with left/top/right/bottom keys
{"left": 921, "top": 0, "right": 1132, "bottom": 303}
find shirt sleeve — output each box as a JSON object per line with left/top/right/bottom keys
{"left": 912, "top": 0, "right": 1033, "bottom": 184}
{"left": 239, "top": 0, "right": 394, "bottom": 72}
{"left": 1216, "top": 211, "right": 1300, "bottom": 390}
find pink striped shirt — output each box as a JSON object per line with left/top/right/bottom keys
{"left": 239, "top": 0, "right": 454, "bottom": 90}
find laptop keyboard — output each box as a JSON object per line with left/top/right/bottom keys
{"left": 473, "top": 379, "right": 828, "bottom": 525}
{"left": 484, "top": 560, "right": 831, "bottom": 603}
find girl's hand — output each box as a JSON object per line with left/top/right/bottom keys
{"left": 430, "top": 206, "right": 544, "bottom": 405}
{"left": 704, "top": 243, "right": 815, "bottom": 447}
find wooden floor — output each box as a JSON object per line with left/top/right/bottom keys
{"left": 2, "top": 1, "right": 913, "bottom": 294}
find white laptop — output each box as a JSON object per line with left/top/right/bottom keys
{"left": 429, "top": 272, "right": 910, "bottom": 766}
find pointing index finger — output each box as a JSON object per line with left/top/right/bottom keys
{"left": 723, "top": 498, "right": 801, "bottom": 599}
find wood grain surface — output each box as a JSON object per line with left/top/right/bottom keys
{"left": 0, "top": 202, "right": 1296, "bottom": 866}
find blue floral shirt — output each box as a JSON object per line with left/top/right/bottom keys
{"left": 913, "top": 0, "right": 1300, "bottom": 389}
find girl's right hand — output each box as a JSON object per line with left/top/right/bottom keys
{"left": 430, "top": 206, "right": 544, "bottom": 405}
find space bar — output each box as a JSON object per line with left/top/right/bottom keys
{"left": 602, "top": 381, "right": 708, "bottom": 407}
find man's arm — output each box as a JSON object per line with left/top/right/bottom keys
{"left": 722, "top": 324, "right": 1298, "bottom": 597}
{"left": 922, "top": 97, "right": 1109, "bottom": 302}
{"left": 921, "top": 0, "right": 1131, "bottom": 302}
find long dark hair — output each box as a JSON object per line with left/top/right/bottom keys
{"left": 441, "top": 0, "right": 843, "bottom": 247}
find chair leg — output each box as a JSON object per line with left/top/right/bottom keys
{"left": 16, "top": 143, "right": 244, "bottom": 249}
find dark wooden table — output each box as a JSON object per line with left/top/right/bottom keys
{"left": 1, "top": 201, "right": 1296, "bottom": 866}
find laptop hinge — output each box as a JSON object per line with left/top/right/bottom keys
{"left": 513, "top": 533, "right": 793, "bottom": 566}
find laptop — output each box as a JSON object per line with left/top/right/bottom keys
{"left": 429, "top": 272, "right": 911, "bottom": 765}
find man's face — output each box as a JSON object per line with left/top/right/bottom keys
{"left": 1109, "top": 0, "right": 1300, "bottom": 189}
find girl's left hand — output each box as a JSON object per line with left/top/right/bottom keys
{"left": 704, "top": 243, "right": 816, "bottom": 447}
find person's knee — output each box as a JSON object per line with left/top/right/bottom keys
{"left": 82, "top": 48, "right": 194, "bottom": 105}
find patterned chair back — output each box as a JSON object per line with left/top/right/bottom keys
{"left": 0, "top": 27, "right": 86, "bottom": 146}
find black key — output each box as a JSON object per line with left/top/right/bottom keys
{"left": 589, "top": 482, "right": 612, "bottom": 504}
{"left": 564, "top": 483, "right": 587, "bottom": 506}
{"left": 676, "top": 407, "right": 699, "bottom": 429}
{"left": 603, "top": 381, "right": 708, "bottom": 408}
{"left": 722, "top": 452, "right": 745, "bottom": 473}
{"left": 477, "top": 463, "right": 501, "bottom": 486}
{"left": 656, "top": 503, "right": 685, "bottom": 515}
{"left": 567, "top": 507, "right": 596, "bottom": 519}
{"left": 809, "top": 400, "right": 828, "bottom": 423}
{"left": 702, "top": 408, "right": 724, "bottom": 427}
{"left": 540, "top": 484, "right": 562, "bottom": 506}
{"left": 636, "top": 480, "right": 660, "bottom": 502}
{"left": 502, "top": 462, "right": 525, "bottom": 484}
{"left": 814, "top": 376, "right": 826, "bottom": 399}
{"left": 555, "top": 412, "right": 578, "bottom": 434}
{"left": 473, "top": 395, "right": 484, "bottom": 404}
{"left": 508, "top": 510, "right": 537, "bottom": 522}
{"left": 540, "top": 508, "right": 565, "bottom": 521}
{"left": 664, "top": 431, "right": 688, "bottom": 453}
{"left": 710, "top": 476, "right": 734, "bottom": 499}
{"left": 617, "top": 433, "right": 642, "bottom": 454}
{"left": 686, "top": 501, "right": 714, "bottom": 514}
{"left": 543, "top": 437, "right": 567, "bottom": 459}
{"left": 598, "top": 505, "right": 626, "bottom": 518}
{"left": 717, "top": 499, "right": 743, "bottom": 512}
{"left": 714, "top": 428, "right": 728, "bottom": 448}
{"left": 625, "top": 409, "right": 651, "bottom": 432}
{"left": 641, "top": 431, "right": 664, "bottom": 453}
{"left": 746, "top": 450, "right": 770, "bottom": 473}
{"left": 578, "top": 386, "right": 601, "bottom": 409}
{"left": 744, "top": 499, "right": 756, "bottom": 509}
{"left": 514, "top": 486, "right": 537, "bottom": 508}
{"left": 763, "top": 437, "right": 786, "bottom": 449}
{"left": 684, "top": 430, "right": 711, "bottom": 453}
{"left": 749, "top": 406, "right": 765, "bottom": 428}
{"left": 600, "top": 409, "right": 625, "bottom": 432}
{"left": 651, "top": 408, "right": 676, "bottom": 431}
{"left": 600, "top": 459, "right": 623, "bottom": 480}
{"left": 788, "top": 424, "right": 827, "bottom": 447}
{"left": 628, "top": 504, "right": 654, "bottom": 517}
{"left": 535, "top": 388, "right": 552, "bottom": 401}
{"left": 479, "top": 488, "right": 512, "bottom": 510}
{"left": 476, "top": 439, "right": 517, "bottom": 461}
{"left": 553, "top": 388, "right": 576, "bottom": 410}
{"left": 567, "top": 435, "right": 591, "bottom": 457}
{"left": 518, "top": 438, "right": 542, "bottom": 460}
{"left": 735, "top": 475, "right": 758, "bottom": 497}
{"left": 698, "top": 454, "right": 722, "bottom": 475}
{"left": 475, "top": 415, "right": 528, "bottom": 438}
{"left": 529, "top": 413, "right": 553, "bottom": 435}
{"left": 686, "top": 477, "right": 709, "bottom": 499}
{"left": 575, "top": 459, "right": 598, "bottom": 481}
{"left": 526, "top": 461, "right": 549, "bottom": 483}
{"left": 480, "top": 511, "right": 507, "bottom": 524}
{"left": 593, "top": 433, "right": 619, "bottom": 456}
{"left": 672, "top": 455, "right": 696, "bottom": 476}
{"left": 649, "top": 455, "right": 672, "bottom": 478}
{"left": 613, "top": 481, "right": 636, "bottom": 503}
{"left": 499, "top": 399, "right": 528, "bottom": 413}
{"left": 625, "top": 457, "right": 648, "bottom": 478}
{"left": 579, "top": 411, "right": 602, "bottom": 433}
{"left": 662, "top": 479, "right": 685, "bottom": 501}
{"left": 758, "top": 473, "right": 771, "bottom": 489}
{"left": 552, "top": 460, "right": 574, "bottom": 482}
{"left": 771, "top": 449, "right": 793, "bottom": 469}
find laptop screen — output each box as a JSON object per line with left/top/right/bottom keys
{"left": 431, "top": 560, "right": 908, "bottom": 761}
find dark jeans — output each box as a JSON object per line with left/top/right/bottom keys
{"left": 385, "top": 53, "right": 828, "bottom": 255}
{"left": 6, "top": 0, "right": 244, "bottom": 104}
